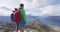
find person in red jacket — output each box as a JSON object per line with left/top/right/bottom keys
{"left": 12, "top": 8, "right": 22, "bottom": 32}
{"left": 11, "top": 8, "right": 19, "bottom": 22}
{"left": 13, "top": 8, "right": 22, "bottom": 23}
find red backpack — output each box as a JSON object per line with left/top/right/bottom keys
{"left": 13, "top": 9, "right": 22, "bottom": 23}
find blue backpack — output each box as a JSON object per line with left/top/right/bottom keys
{"left": 10, "top": 13, "right": 14, "bottom": 22}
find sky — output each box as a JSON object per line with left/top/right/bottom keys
{"left": 0, "top": 0, "right": 60, "bottom": 16}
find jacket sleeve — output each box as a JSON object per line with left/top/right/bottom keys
{"left": 22, "top": 9, "right": 26, "bottom": 23}
{"left": 19, "top": 7, "right": 26, "bottom": 23}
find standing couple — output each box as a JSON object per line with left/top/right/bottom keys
{"left": 11, "top": 4, "right": 26, "bottom": 32}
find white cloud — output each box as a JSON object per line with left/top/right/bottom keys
{"left": 0, "top": 8, "right": 12, "bottom": 16}
{"left": 26, "top": 5, "right": 60, "bottom": 16}
{"left": 25, "top": 0, "right": 60, "bottom": 16}
{"left": 40, "top": 5, "right": 60, "bottom": 16}
{"left": 0, "top": 0, "right": 20, "bottom": 16}
{"left": 0, "top": 0, "right": 60, "bottom": 16}
{"left": 0, "top": 0, "right": 20, "bottom": 9}
{"left": 30, "top": 0, "right": 54, "bottom": 8}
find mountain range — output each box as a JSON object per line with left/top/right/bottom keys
{"left": 0, "top": 15, "right": 60, "bottom": 26}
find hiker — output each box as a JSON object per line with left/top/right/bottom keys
{"left": 10, "top": 8, "right": 18, "bottom": 22}
{"left": 13, "top": 8, "right": 22, "bottom": 23}
{"left": 10, "top": 3, "right": 26, "bottom": 32}
{"left": 19, "top": 4, "right": 26, "bottom": 32}
{"left": 11, "top": 8, "right": 22, "bottom": 32}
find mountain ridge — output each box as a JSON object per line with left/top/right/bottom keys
{"left": 0, "top": 15, "right": 60, "bottom": 26}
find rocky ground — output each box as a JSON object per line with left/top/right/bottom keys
{"left": 0, "top": 20, "right": 59, "bottom": 32}
{"left": 48, "top": 24, "right": 60, "bottom": 32}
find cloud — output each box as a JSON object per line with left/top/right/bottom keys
{"left": 0, "top": 0, "right": 20, "bottom": 16}
{"left": 26, "top": 5, "right": 60, "bottom": 16}
{"left": 26, "top": 0, "right": 60, "bottom": 16}
{"left": 0, "top": 0, "right": 60, "bottom": 16}
{"left": 0, "top": 0, "right": 20, "bottom": 9}
{"left": 40, "top": 5, "right": 60, "bottom": 16}
{"left": 31, "top": 0, "right": 60, "bottom": 8}
{"left": 0, "top": 7, "right": 12, "bottom": 16}
{"left": 30, "top": 0, "right": 52, "bottom": 8}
